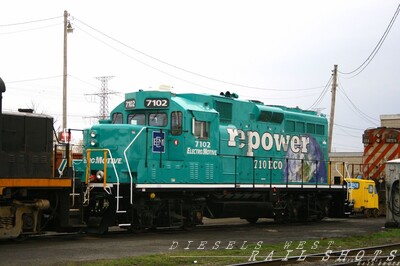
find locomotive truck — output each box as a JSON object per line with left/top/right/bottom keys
{"left": 75, "top": 89, "right": 350, "bottom": 234}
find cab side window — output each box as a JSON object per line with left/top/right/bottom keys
{"left": 171, "top": 111, "right": 182, "bottom": 135}
{"left": 112, "top": 113, "right": 123, "bottom": 124}
{"left": 193, "top": 118, "right": 209, "bottom": 139}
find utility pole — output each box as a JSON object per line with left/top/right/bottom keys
{"left": 0, "top": 76, "right": 5, "bottom": 114}
{"left": 62, "top": 10, "right": 73, "bottom": 130}
{"left": 95, "top": 76, "right": 114, "bottom": 120}
{"left": 328, "top": 64, "right": 338, "bottom": 153}
{"left": 0, "top": 77, "right": 5, "bottom": 152}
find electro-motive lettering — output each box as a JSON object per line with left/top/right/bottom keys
{"left": 88, "top": 156, "right": 123, "bottom": 165}
{"left": 227, "top": 128, "right": 310, "bottom": 156}
{"left": 186, "top": 140, "right": 217, "bottom": 155}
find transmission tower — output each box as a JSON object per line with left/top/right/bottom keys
{"left": 95, "top": 76, "right": 114, "bottom": 120}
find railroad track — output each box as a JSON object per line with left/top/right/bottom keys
{"left": 0, "top": 218, "right": 262, "bottom": 242}
{"left": 231, "top": 243, "right": 400, "bottom": 265}
{"left": 0, "top": 217, "right": 381, "bottom": 243}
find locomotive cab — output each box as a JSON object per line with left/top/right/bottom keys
{"left": 78, "top": 90, "right": 220, "bottom": 232}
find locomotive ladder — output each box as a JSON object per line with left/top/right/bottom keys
{"left": 85, "top": 148, "right": 125, "bottom": 213}
{"left": 70, "top": 161, "right": 79, "bottom": 210}
{"left": 57, "top": 146, "right": 82, "bottom": 212}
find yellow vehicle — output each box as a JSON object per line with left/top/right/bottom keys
{"left": 346, "top": 178, "right": 379, "bottom": 217}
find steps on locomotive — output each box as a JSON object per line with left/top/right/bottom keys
{"left": 115, "top": 196, "right": 191, "bottom": 229}
{"left": 115, "top": 195, "right": 127, "bottom": 214}
{"left": 62, "top": 179, "right": 86, "bottom": 229}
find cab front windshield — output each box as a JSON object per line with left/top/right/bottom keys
{"left": 112, "top": 112, "right": 167, "bottom": 127}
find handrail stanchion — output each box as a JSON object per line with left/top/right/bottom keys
{"left": 103, "top": 150, "right": 107, "bottom": 188}
{"left": 86, "top": 150, "right": 91, "bottom": 184}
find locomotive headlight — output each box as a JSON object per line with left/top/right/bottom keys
{"left": 90, "top": 131, "right": 97, "bottom": 138}
{"left": 96, "top": 170, "right": 104, "bottom": 181}
{"left": 149, "top": 193, "right": 156, "bottom": 199}
{"left": 90, "top": 140, "right": 97, "bottom": 146}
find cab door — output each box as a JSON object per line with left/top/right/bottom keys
{"left": 168, "top": 111, "right": 185, "bottom": 161}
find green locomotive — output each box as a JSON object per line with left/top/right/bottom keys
{"left": 75, "top": 89, "right": 349, "bottom": 233}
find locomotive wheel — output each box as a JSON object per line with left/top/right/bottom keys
{"left": 372, "top": 208, "right": 379, "bottom": 218}
{"left": 182, "top": 221, "right": 195, "bottom": 231}
{"left": 182, "top": 214, "right": 197, "bottom": 231}
{"left": 245, "top": 218, "right": 259, "bottom": 224}
{"left": 128, "top": 225, "right": 148, "bottom": 234}
{"left": 364, "top": 209, "right": 372, "bottom": 218}
{"left": 182, "top": 208, "right": 203, "bottom": 230}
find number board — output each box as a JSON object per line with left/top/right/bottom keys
{"left": 125, "top": 99, "right": 136, "bottom": 109}
{"left": 348, "top": 182, "right": 360, "bottom": 189}
{"left": 144, "top": 98, "right": 169, "bottom": 108}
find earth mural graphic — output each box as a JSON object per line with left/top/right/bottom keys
{"left": 283, "top": 135, "right": 327, "bottom": 183}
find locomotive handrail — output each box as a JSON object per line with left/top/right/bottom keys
{"left": 70, "top": 159, "right": 80, "bottom": 208}
{"left": 220, "top": 154, "right": 336, "bottom": 189}
{"left": 123, "top": 127, "right": 146, "bottom": 205}
{"left": 335, "top": 162, "right": 353, "bottom": 201}
{"left": 85, "top": 148, "right": 122, "bottom": 211}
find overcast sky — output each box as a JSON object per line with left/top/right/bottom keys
{"left": 1, "top": 0, "right": 399, "bottom": 152}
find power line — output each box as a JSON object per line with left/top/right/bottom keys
{"left": 241, "top": 91, "right": 323, "bottom": 102}
{"left": 69, "top": 75, "right": 99, "bottom": 89}
{"left": 337, "top": 81, "right": 379, "bottom": 126}
{"left": 72, "top": 23, "right": 220, "bottom": 93}
{"left": 5, "top": 85, "right": 87, "bottom": 99}
{"left": 0, "top": 22, "right": 61, "bottom": 35}
{"left": 330, "top": 142, "right": 363, "bottom": 152}
{"left": 0, "top": 16, "right": 61, "bottom": 27}
{"left": 7, "top": 75, "right": 62, "bottom": 83}
{"left": 307, "top": 76, "right": 332, "bottom": 110}
{"left": 334, "top": 123, "right": 366, "bottom": 131}
{"left": 334, "top": 128, "right": 361, "bottom": 139}
{"left": 74, "top": 17, "right": 325, "bottom": 92}
{"left": 339, "top": 3, "right": 400, "bottom": 77}
{"left": 1, "top": 14, "right": 328, "bottom": 94}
